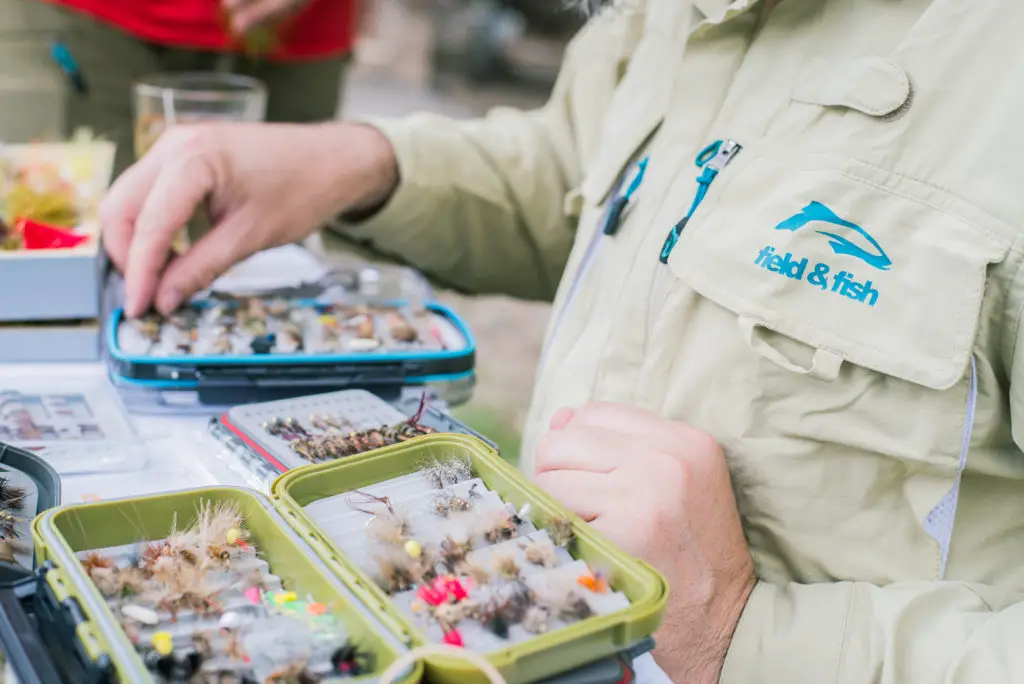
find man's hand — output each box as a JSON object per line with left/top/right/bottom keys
{"left": 221, "top": 0, "right": 310, "bottom": 35}
{"left": 534, "top": 402, "right": 755, "bottom": 683}
{"left": 99, "top": 121, "right": 398, "bottom": 318}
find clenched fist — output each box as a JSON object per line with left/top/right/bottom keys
{"left": 533, "top": 402, "right": 755, "bottom": 683}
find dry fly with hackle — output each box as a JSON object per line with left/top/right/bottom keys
{"left": 438, "top": 535, "right": 473, "bottom": 573}
{"left": 0, "top": 509, "right": 25, "bottom": 539}
{"left": 348, "top": 489, "right": 411, "bottom": 547}
{"left": 0, "top": 476, "right": 26, "bottom": 508}
{"left": 421, "top": 452, "right": 473, "bottom": 490}
{"left": 431, "top": 485, "right": 477, "bottom": 518}
{"left": 376, "top": 556, "right": 416, "bottom": 594}
{"left": 481, "top": 510, "right": 521, "bottom": 545}
{"left": 522, "top": 538, "right": 558, "bottom": 568}
{"left": 546, "top": 517, "right": 576, "bottom": 550}
{"left": 494, "top": 554, "right": 521, "bottom": 581}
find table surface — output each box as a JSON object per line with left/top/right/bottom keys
{"left": 0, "top": 245, "right": 671, "bottom": 684}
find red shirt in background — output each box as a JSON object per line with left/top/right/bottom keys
{"left": 45, "top": 0, "right": 357, "bottom": 61}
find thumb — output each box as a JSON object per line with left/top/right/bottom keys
{"left": 155, "top": 211, "right": 263, "bottom": 314}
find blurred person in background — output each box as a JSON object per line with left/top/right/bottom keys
{"left": 0, "top": 0, "right": 357, "bottom": 175}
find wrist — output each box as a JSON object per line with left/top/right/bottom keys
{"left": 656, "top": 575, "right": 756, "bottom": 684}
{"left": 700, "top": 576, "right": 757, "bottom": 683}
{"left": 329, "top": 122, "right": 400, "bottom": 221}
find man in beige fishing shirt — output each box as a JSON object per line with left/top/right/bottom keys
{"left": 100, "top": 0, "right": 1024, "bottom": 681}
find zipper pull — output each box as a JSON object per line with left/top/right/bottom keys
{"left": 50, "top": 40, "right": 88, "bottom": 96}
{"left": 603, "top": 156, "right": 649, "bottom": 236}
{"left": 658, "top": 139, "right": 742, "bottom": 264}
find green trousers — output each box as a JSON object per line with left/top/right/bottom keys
{"left": 0, "top": 0, "right": 349, "bottom": 177}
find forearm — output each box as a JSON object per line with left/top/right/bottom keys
{"left": 720, "top": 579, "right": 1024, "bottom": 684}
{"left": 298, "top": 121, "right": 399, "bottom": 221}
{"left": 321, "top": 6, "right": 648, "bottom": 300}
{"left": 324, "top": 106, "right": 578, "bottom": 301}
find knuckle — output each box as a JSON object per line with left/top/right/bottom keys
{"left": 161, "top": 125, "right": 217, "bottom": 163}
{"left": 533, "top": 431, "right": 559, "bottom": 471}
{"left": 688, "top": 429, "right": 721, "bottom": 455}
{"left": 182, "top": 258, "right": 221, "bottom": 293}
{"left": 97, "top": 196, "right": 118, "bottom": 228}
{"left": 629, "top": 507, "right": 663, "bottom": 553}
{"left": 648, "top": 450, "right": 692, "bottom": 491}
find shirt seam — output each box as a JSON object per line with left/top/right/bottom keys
{"left": 832, "top": 586, "right": 856, "bottom": 684}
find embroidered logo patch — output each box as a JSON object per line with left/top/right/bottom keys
{"left": 753, "top": 202, "right": 889, "bottom": 307}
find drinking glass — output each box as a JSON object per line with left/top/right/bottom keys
{"left": 133, "top": 72, "right": 267, "bottom": 158}
{"left": 133, "top": 73, "right": 267, "bottom": 253}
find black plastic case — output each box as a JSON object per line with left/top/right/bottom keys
{"left": 0, "top": 444, "right": 96, "bottom": 684}
{"left": 0, "top": 564, "right": 114, "bottom": 684}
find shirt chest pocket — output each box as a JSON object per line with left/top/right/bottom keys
{"left": 664, "top": 145, "right": 1010, "bottom": 580}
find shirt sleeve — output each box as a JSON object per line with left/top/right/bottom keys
{"left": 719, "top": 579, "right": 1024, "bottom": 683}
{"left": 634, "top": 653, "right": 675, "bottom": 684}
{"left": 322, "top": 7, "right": 646, "bottom": 301}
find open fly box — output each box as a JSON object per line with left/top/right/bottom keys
{"left": 0, "top": 444, "right": 75, "bottom": 684}
{"left": 0, "top": 443, "right": 61, "bottom": 567}
{"left": 105, "top": 296, "right": 476, "bottom": 407}
{"left": 31, "top": 487, "right": 421, "bottom": 684}
{"left": 269, "top": 434, "right": 668, "bottom": 683}
{"left": 0, "top": 140, "right": 116, "bottom": 326}
{"left": 208, "top": 389, "right": 497, "bottom": 490}
{"left": 28, "top": 434, "right": 667, "bottom": 683}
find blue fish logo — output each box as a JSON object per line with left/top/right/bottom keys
{"left": 774, "top": 201, "right": 892, "bottom": 271}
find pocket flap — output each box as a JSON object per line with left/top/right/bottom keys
{"left": 792, "top": 56, "right": 912, "bottom": 118}
{"left": 669, "top": 151, "right": 1010, "bottom": 390}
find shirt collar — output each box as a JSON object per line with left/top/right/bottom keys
{"left": 691, "top": 0, "right": 765, "bottom": 30}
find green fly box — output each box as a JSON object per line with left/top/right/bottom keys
{"left": 28, "top": 434, "right": 667, "bottom": 684}
{"left": 31, "top": 487, "right": 420, "bottom": 683}
{"left": 270, "top": 434, "right": 669, "bottom": 684}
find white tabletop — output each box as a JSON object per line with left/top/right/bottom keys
{"left": 0, "top": 245, "right": 671, "bottom": 683}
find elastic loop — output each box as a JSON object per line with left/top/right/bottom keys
{"left": 379, "top": 644, "right": 506, "bottom": 684}
{"left": 695, "top": 140, "right": 722, "bottom": 167}
{"left": 739, "top": 317, "right": 843, "bottom": 381}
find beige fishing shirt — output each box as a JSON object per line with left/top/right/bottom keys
{"left": 329, "top": 0, "right": 1024, "bottom": 680}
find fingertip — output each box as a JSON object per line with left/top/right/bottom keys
{"left": 124, "top": 273, "right": 158, "bottom": 320}
{"left": 155, "top": 286, "right": 184, "bottom": 316}
{"left": 123, "top": 292, "right": 144, "bottom": 319}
